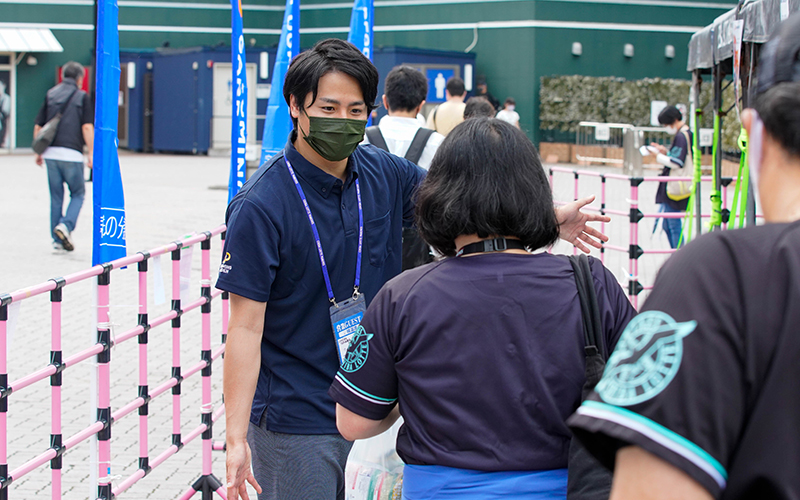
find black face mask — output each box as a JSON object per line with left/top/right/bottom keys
{"left": 298, "top": 114, "right": 367, "bottom": 162}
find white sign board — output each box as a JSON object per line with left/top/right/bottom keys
{"left": 699, "top": 128, "right": 714, "bottom": 147}
{"left": 212, "top": 62, "right": 258, "bottom": 151}
{"left": 650, "top": 100, "right": 668, "bottom": 126}
{"left": 594, "top": 124, "right": 610, "bottom": 141}
{"left": 256, "top": 83, "right": 271, "bottom": 99}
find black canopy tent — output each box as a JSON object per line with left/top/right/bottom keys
{"left": 685, "top": 0, "right": 798, "bottom": 231}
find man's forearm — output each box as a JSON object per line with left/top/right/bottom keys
{"left": 82, "top": 124, "right": 94, "bottom": 153}
{"left": 33, "top": 125, "right": 42, "bottom": 138}
{"left": 224, "top": 324, "right": 263, "bottom": 443}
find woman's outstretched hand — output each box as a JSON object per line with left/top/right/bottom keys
{"left": 555, "top": 195, "right": 611, "bottom": 254}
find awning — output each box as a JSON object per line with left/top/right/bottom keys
{"left": 687, "top": 0, "right": 799, "bottom": 71}
{"left": 0, "top": 28, "right": 64, "bottom": 53}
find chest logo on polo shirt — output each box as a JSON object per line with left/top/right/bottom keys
{"left": 341, "top": 326, "right": 373, "bottom": 373}
{"left": 596, "top": 311, "right": 696, "bottom": 407}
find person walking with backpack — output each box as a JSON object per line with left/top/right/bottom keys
{"left": 365, "top": 65, "right": 444, "bottom": 171}
{"left": 33, "top": 61, "right": 94, "bottom": 252}
{"left": 364, "top": 65, "right": 445, "bottom": 270}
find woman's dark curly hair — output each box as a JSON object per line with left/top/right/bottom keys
{"left": 415, "top": 118, "right": 559, "bottom": 257}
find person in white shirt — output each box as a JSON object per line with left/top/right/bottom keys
{"left": 496, "top": 97, "right": 521, "bottom": 129}
{"left": 365, "top": 65, "right": 444, "bottom": 171}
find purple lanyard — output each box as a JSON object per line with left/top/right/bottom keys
{"left": 285, "top": 157, "right": 363, "bottom": 305}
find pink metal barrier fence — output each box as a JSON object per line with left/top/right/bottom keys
{"left": 0, "top": 226, "right": 229, "bottom": 500}
{"left": 549, "top": 167, "right": 739, "bottom": 309}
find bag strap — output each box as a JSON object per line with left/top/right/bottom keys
{"left": 404, "top": 128, "right": 434, "bottom": 165}
{"left": 568, "top": 255, "right": 604, "bottom": 360}
{"left": 57, "top": 88, "right": 80, "bottom": 117}
{"left": 365, "top": 126, "right": 389, "bottom": 152}
{"left": 680, "top": 128, "right": 693, "bottom": 169}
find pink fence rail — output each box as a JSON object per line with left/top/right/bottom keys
{"left": 549, "top": 167, "right": 750, "bottom": 309}
{"left": 0, "top": 225, "right": 229, "bottom": 500}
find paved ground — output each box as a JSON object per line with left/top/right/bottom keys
{"left": 0, "top": 151, "right": 736, "bottom": 499}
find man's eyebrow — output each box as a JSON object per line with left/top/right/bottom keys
{"left": 318, "top": 97, "right": 365, "bottom": 106}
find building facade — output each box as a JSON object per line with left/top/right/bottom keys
{"left": 1, "top": 0, "right": 734, "bottom": 151}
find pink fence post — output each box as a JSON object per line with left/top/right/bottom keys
{"left": 171, "top": 243, "right": 183, "bottom": 452}
{"left": 600, "top": 175, "right": 607, "bottom": 264}
{"left": 221, "top": 231, "right": 229, "bottom": 346}
{"left": 137, "top": 253, "right": 152, "bottom": 477}
{"left": 180, "top": 232, "right": 227, "bottom": 499}
{"left": 573, "top": 171, "right": 579, "bottom": 255}
{"left": 628, "top": 178, "right": 644, "bottom": 308}
{"left": 49, "top": 278, "right": 66, "bottom": 500}
{"left": 0, "top": 297, "right": 8, "bottom": 500}
{"left": 97, "top": 265, "right": 113, "bottom": 500}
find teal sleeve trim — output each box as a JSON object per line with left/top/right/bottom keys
{"left": 335, "top": 372, "right": 397, "bottom": 404}
{"left": 580, "top": 400, "right": 728, "bottom": 485}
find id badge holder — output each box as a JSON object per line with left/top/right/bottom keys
{"left": 330, "top": 293, "right": 367, "bottom": 364}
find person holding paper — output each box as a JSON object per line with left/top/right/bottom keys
{"left": 641, "top": 105, "right": 692, "bottom": 248}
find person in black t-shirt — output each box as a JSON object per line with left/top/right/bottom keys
{"left": 330, "top": 118, "right": 635, "bottom": 499}
{"left": 569, "top": 13, "right": 800, "bottom": 500}
{"left": 33, "top": 61, "right": 94, "bottom": 252}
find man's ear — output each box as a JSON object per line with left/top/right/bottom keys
{"left": 382, "top": 94, "right": 390, "bottom": 112}
{"left": 742, "top": 108, "right": 754, "bottom": 136}
{"left": 416, "top": 100, "right": 426, "bottom": 116}
{"left": 289, "top": 95, "right": 301, "bottom": 119}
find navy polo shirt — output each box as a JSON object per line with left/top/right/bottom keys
{"left": 216, "top": 135, "right": 425, "bottom": 434}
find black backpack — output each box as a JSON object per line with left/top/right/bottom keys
{"left": 365, "top": 126, "right": 436, "bottom": 271}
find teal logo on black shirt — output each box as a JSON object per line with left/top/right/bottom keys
{"left": 341, "top": 326, "right": 373, "bottom": 373}
{"left": 596, "top": 311, "right": 696, "bottom": 406}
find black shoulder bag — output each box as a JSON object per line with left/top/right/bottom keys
{"left": 32, "top": 88, "right": 80, "bottom": 155}
{"left": 567, "top": 254, "right": 613, "bottom": 500}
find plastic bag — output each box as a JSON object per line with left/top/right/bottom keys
{"left": 345, "top": 418, "right": 405, "bottom": 500}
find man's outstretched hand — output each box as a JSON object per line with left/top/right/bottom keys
{"left": 555, "top": 195, "right": 610, "bottom": 254}
{"left": 226, "top": 440, "right": 262, "bottom": 500}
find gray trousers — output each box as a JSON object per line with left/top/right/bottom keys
{"left": 247, "top": 417, "right": 353, "bottom": 500}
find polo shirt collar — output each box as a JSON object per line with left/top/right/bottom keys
{"left": 284, "top": 133, "right": 359, "bottom": 199}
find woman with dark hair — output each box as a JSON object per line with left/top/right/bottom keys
{"left": 330, "top": 118, "right": 636, "bottom": 499}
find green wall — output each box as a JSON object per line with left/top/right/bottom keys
{"left": 5, "top": 0, "right": 733, "bottom": 147}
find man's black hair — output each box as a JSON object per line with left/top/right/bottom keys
{"left": 463, "top": 96, "right": 495, "bottom": 119}
{"left": 755, "top": 82, "right": 800, "bottom": 158}
{"left": 657, "top": 105, "right": 682, "bottom": 126}
{"left": 446, "top": 77, "right": 465, "bottom": 97}
{"left": 283, "top": 38, "right": 379, "bottom": 128}
{"left": 751, "top": 13, "right": 800, "bottom": 158}
{"left": 415, "top": 118, "right": 559, "bottom": 257}
{"left": 504, "top": 97, "right": 516, "bottom": 107}
{"left": 62, "top": 61, "right": 84, "bottom": 80}
{"left": 384, "top": 66, "right": 427, "bottom": 112}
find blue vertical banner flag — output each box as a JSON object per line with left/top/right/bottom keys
{"left": 229, "top": 0, "right": 247, "bottom": 203}
{"left": 92, "top": 0, "right": 127, "bottom": 266}
{"left": 348, "top": 0, "right": 374, "bottom": 61}
{"left": 348, "top": 0, "right": 374, "bottom": 124}
{"left": 259, "top": 0, "right": 300, "bottom": 165}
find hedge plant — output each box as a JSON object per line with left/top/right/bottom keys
{"left": 540, "top": 75, "right": 742, "bottom": 153}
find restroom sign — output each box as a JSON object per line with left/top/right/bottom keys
{"left": 426, "top": 68, "right": 454, "bottom": 103}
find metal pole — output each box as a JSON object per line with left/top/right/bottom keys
{"left": 692, "top": 71, "right": 703, "bottom": 237}
{"left": 712, "top": 63, "right": 724, "bottom": 232}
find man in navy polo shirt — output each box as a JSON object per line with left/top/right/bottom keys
{"left": 219, "top": 38, "right": 610, "bottom": 500}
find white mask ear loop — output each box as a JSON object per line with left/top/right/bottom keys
{"left": 747, "top": 110, "right": 764, "bottom": 216}
{"left": 748, "top": 110, "right": 764, "bottom": 189}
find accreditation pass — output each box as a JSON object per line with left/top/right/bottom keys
{"left": 330, "top": 294, "right": 367, "bottom": 364}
